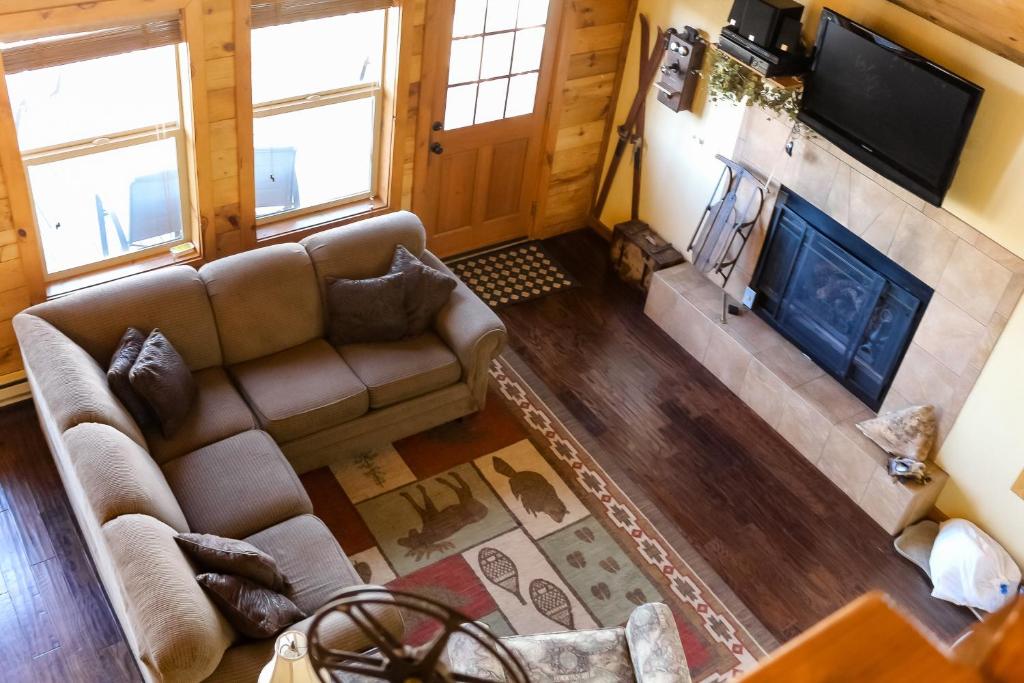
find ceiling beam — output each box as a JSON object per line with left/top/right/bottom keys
{"left": 886, "top": 0, "right": 1024, "bottom": 68}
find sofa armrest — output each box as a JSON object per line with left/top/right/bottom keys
{"left": 421, "top": 251, "right": 507, "bottom": 406}
{"left": 626, "top": 603, "right": 691, "bottom": 683}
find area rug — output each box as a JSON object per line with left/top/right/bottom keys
{"left": 445, "top": 241, "right": 578, "bottom": 308}
{"left": 299, "top": 354, "right": 774, "bottom": 681}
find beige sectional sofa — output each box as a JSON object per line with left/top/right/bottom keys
{"left": 13, "top": 211, "right": 506, "bottom": 682}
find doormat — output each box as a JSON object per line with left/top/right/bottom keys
{"left": 299, "top": 353, "right": 776, "bottom": 681}
{"left": 446, "top": 241, "right": 578, "bottom": 308}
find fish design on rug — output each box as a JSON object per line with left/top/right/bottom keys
{"left": 492, "top": 456, "right": 568, "bottom": 522}
{"left": 478, "top": 547, "right": 526, "bottom": 604}
{"left": 530, "top": 578, "right": 575, "bottom": 629}
{"left": 397, "top": 472, "right": 488, "bottom": 561}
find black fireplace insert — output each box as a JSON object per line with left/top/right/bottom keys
{"left": 749, "top": 187, "right": 933, "bottom": 410}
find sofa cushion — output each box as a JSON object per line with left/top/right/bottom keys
{"left": 302, "top": 211, "right": 427, "bottom": 303}
{"left": 103, "top": 514, "right": 235, "bottom": 682}
{"left": 107, "top": 327, "right": 153, "bottom": 428}
{"left": 162, "top": 430, "right": 313, "bottom": 539}
{"left": 337, "top": 332, "right": 461, "bottom": 409}
{"left": 129, "top": 329, "right": 198, "bottom": 439}
{"left": 389, "top": 246, "right": 457, "bottom": 334}
{"left": 200, "top": 243, "right": 324, "bottom": 365}
{"left": 325, "top": 273, "right": 409, "bottom": 346}
{"left": 145, "top": 366, "right": 257, "bottom": 465}
{"left": 63, "top": 424, "right": 189, "bottom": 532}
{"left": 175, "top": 533, "right": 285, "bottom": 591}
{"left": 207, "top": 588, "right": 405, "bottom": 681}
{"left": 197, "top": 573, "right": 306, "bottom": 639}
{"left": 230, "top": 339, "right": 369, "bottom": 443}
{"left": 13, "top": 313, "right": 146, "bottom": 447}
{"left": 245, "top": 514, "right": 362, "bottom": 615}
{"left": 25, "top": 265, "right": 222, "bottom": 370}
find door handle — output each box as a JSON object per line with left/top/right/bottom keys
{"left": 430, "top": 142, "right": 444, "bottom": 155}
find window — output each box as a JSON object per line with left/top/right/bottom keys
{"left": 2, "top": 18, "right": 193, "bottom": 278}
{"left": 250, "top": 3, "right": 390, "bottom": 220}
{"left": 444, "top": 0, "right": 549, "bottom": 130}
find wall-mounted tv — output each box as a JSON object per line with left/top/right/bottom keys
{"left": 798, "top": 9, "right": 983, "bottom": 206}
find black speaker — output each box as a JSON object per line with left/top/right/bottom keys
{"left": 773, "top": 15, "right": 802, "bottom": 54}
{"left": 726, "top": 0, "right": 804, "bottom": 51}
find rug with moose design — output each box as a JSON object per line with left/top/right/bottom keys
{"left": 299, "top": 355, "right": 773, "bottom": 681}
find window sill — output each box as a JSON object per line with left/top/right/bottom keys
{"left": 45, "top": 250, "right": 204, "bottom": 300}
{"left": 255, "top": 197, "right": 390, "bottom": 245}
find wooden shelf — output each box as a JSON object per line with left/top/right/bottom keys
{"left": 711, "top": 44, "right": 804, "bottom": 90}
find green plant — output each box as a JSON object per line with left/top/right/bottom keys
{"left": 706, "top": 49, "right": 801, "bottom": 120}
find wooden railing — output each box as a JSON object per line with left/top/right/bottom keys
{"left": 736, "top": 593, "right": 1023, "bottom": 682}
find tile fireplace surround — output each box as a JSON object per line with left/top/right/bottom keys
{"left": 645, "top": 110, "right": 1024, "bottom": 534}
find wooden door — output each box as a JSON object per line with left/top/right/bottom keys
{"left": 414, "top": 0, "right": 562, "bottom": 257}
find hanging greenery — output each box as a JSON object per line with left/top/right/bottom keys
{"left": 706, "top": 49, "right": 802, "bottom": 121}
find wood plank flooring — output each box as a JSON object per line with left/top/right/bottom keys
{"left": 498, "top": 229, "right": 974, "bottom": 643}
{"left": 0, "top": 227, "right": 973, "bottom": 680}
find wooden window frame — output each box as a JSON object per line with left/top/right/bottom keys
{"left": 234, "top": 0, "right": 413, "bottom": 245}
{"left": 0, "top": 0, "right": 214, "bottom": 303}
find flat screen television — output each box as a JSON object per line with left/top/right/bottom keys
{"left": 798, "top": 9, "right": 983, "bottom": 206}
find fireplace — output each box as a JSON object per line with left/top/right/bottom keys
{"left": 750, "top": 187, "right": 933, "bottom": 411}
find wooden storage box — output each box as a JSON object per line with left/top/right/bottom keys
{"left": 610, "top": 221, "right": 685, "bottom": 291}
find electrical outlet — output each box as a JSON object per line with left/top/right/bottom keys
{"left": 1013, "top": 468, "right": 1024, "bottom": 501}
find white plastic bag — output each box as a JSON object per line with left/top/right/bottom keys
{"left": 929, "top": 519, "right": 1021, "bottom": 613}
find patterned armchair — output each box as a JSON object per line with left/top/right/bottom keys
{"left": 446, "top": 603, "right": 691, "bottom": 683}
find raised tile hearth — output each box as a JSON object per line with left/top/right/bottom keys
{"left": 646, "top": 264, "right": 947, "bottom": 534}
{"left": 641, "top": 107, "right": 1024, "bottom": 534}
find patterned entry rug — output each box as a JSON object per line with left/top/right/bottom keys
{"left": 446, "top": 241, "right": 578, "bottom": 308}
{"left": 300, "top": 354, "right": 775, "bottom": 681}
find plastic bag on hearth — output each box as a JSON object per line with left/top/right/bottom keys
{"left": 928, "top": 519, "right": 1021, "bottom": 613}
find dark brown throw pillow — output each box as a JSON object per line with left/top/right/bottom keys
{"left": 389, "top": 245, "right": 456, "bottom": 335}
{"left": 197, "top": 573, "right": 305, "bottom": 639}
{"left": 326, "top": 273, "right": 408, "bottom": 346}
{"left": 107, "top": 327, "right": 153, "bottom": 427}
{"left": 128, "top": 329, "right": 197, "bottom": 438}
{"left": 175, "top": 533, "right": 285, "bottom": 591}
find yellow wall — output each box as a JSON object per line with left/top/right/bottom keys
{"left": 602, "top": 0, "right": 1024, "bottom": 562}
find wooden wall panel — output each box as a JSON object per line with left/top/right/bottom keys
{"left": 886, "top": 0, "right": 1024, "bottom": 68}
{"left": 534, "top": 0, "right": 636, "bottom": 239}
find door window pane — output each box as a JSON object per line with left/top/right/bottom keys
{"left": 253, "top": 98, "right": 375, "bottom": 217}
{"left": 448, "top": 37, "right": 482, "bottom": 84}
{"left": 480, "top": 32, "right": 514, "bottom": 79}
{"left": 485, "top": 0, "right": 519, "bottom": 33}
{"left": 453, "top": 0, "right": 487, "bottom": 37}
{"left": 28, "top": 138, "right": 182, "bottom": 273}
{"left": 251, "top": 12, "right": 385, "bottom": 102}
{"left": 511, "top": 27, "right": 544, "bottom": 73}
{"left": 517, "top": 0, "right": 549, "bottom": 27}
{"left": 476, "top": 78, "right": 508, "bottom": 124}
{"left": 445, "top": 83, "right": 478, "bottom": 130}
{"left": 506, "top": 72, "right": 538, "bottom": 117}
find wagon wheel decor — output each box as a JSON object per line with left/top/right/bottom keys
{"left": 307, "top": 587, "right": 530, "bottom": 683}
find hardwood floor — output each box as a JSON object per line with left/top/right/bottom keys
{"left": 498, "top": 229, "right": 974, "bottom": 643}
{"left": 0, "top": 227, "right": 972, "bottom": 681}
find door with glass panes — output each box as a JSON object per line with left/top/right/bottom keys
{"left": 414, "top": 0, "right": 561, "bottom": 257}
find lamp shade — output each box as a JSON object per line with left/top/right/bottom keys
{"left": 259, "top": 630, "right": 321, "bottom": 683}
